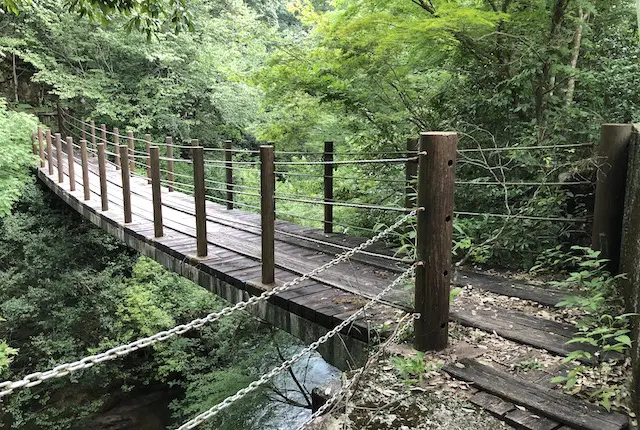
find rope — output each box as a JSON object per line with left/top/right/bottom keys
{"left": 205, "top": 195, "right": 262, "bottom": 211}
{"left": 274, "top": 195, "right": 412, "bottom": 212}
{"left": 275, "top": 171, "right": 407, "bottom": 184}
{"left": 275, "top": 210, "right": 379, "bottom": 234}
{"left": 203, "top": 159, "right": 260, "bottom": 166}
{"left": 457, "top": 143, "right": 593, "bottom": 153}
{"left": 456, "top": 180, "right": 593, "bottom": 187}
{"left": 203, "top": 147, "right": 260, "bottom": 154}
{"left": 276, "top": 150, "right": 416, "bottom": 157}
{"left": 0, "top": 210, "right": 415, "bottom": 399}
{"left": 454, "top": 211, "right": 589, "bottom": 223}
{"left": 205, "top": 185, "right": 261, "bottom": 198}
{"left": 176, "top": 264, "right": 416, "bottom": 430}
{"left": 274, "top": 156, "right": 420, "bottom": 166}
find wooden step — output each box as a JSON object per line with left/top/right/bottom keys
{"left": 443, "top": 358, "right": 628, "bottom": 430}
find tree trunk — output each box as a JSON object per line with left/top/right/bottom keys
{"left": 12, "top": 53, "right": 19, "bottom": 103}
{"left": 566, "top": 8, "right": 589, "bottom": 106}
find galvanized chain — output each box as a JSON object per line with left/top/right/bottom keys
{"left": 176, "top": 265, "right": 416, "bottom": 430}
{"left": 295, "top": 313, "right": 418, "bottom": 430}
{"left": 0, "top": 210, "right": 417, "bottom": 399}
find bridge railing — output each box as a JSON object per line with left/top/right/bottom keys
{"left": 36, "top": 113, "right": 461, "bottom": 351}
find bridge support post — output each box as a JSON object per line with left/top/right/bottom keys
{"left": 225, "top": 140, "right": 233, "bottom": 209}
{"left": 31, "top": 132, "right": 37, "bottom": 155}
{"left": 113, "top": 127, "right": 120, "bottom": 170}
{"left": 80, "top": 139, "right": 90, "bottom": 201}
{"left": 81, "top": 121, "right": 86, "bottom": 142}
{"left": 55, "top": 133, "right": 64, "bottom": 184}
{"left": 261, "top": 145, "right": 275, "bottom": 284}
{"left": 592, "top": 124, "right": 633, "bottom": 273}
{"left": 145, "top": 134, "right": 152, "bottom": 184}
{"left": 192, "top": 142, "right": 208, "bottom": 257}
{"left": 37, "top": 127, "right": 45, "bottom": 168}
{"left": 405, "top": 137, "right": 418, "bottom": 210}
{"left": 150, "top": 146, "right": 164, "bottom": 237}
{"left": 414, "top": 132, "right": 457, "bottom": 352}
{"left": 119, "top": 145, "right": 132, "bottom": 223}
{"left": 90, "top": 121, "right": 96, "bottom": 151}
{"left": 66, "top": 137, "right": 76, "bottom": 192}
{"left": 46, "top": 130, "right": 53, "bottom": 175}
{"left": 97, "top": 142, "right": 109, "bottom": 211}
{"left": 323, "top": 141, "right": 334, "bottom": 234}
{"left": 166, "top": 136, "right": 174, "bottom": 192}
{"left": 128, "top": 131, "right": 135, "bottom": 174}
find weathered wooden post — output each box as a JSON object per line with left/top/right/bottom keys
{"left": 261, "top": 145, "right": 276, "bottom": 284}
{"left": 46, "top": 130, "right": 53, "bottom": 175}
{"left": 37, "top": 127, "right": 45, "bottom": 167}
{"left": 31, "top": 132, "right": 37, "bottom": 155}
{"left": 145, "top": 134, "right": 152, "bottom": 183}
{"left": 225, "top": 140, "right": 233, "bottom": 209}
{"left": 81, "top": 121, "right": 86, "bottom": 142}
{"left": 150, "top": 146, "right": 163, "bottom": 237}
{"left": 405, "top": 137, "right": 419, "bottom": 209}
{"left": 97, "top": 142, "right": 109, "bottom": 211}
{"left": 414, "top": 132, "right": 457, "bottom": 352}
{"left": 592, "top": 124, "right": 634, "bottom": 273}
{"left": 55, "top": 133, "right": 64, "bottom": 183}
{"left": 90, "top": 121, "right": 96, "bottom": 150}
{"left": 113, "top": 127, "right": 121, "bottom": 170}
{"left": 128, "top": 131, "right": 135, "bottom": 174}
{"left": 166, "top": 136, "right": 175, "bottom": 192}
{"left": 80, "top": 139, "right": 90, "bottom": 201}
{"left": 66, "top": 136, "right": 76, "bottom": 192}
{"left": 119, "top": 145, "right": 132, "bottom": 223}
{"left": 101, "top": 124, "right": 107, "bottom": 147}
{"left": 192, "top": 140, "right": 207, "bottom": 257}
{"left": 323, "top": 141, "right": 334, "bottom": 234}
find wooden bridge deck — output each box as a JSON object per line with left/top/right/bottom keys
{"left": 38, "top": 148, "right": 613, "bottom": 369}
{"left": 38, "top": 151, "right": 413, "bottom": 367}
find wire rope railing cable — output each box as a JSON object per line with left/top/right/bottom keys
{"left": 457, "top": 143, "right": 593, "bottom": 153}
{"left": 274, "top": 156, "right": 420, "bottom": 166}
{"left": 0, "top": 210, "right": 416, "bottom": 399}
{"left": 454, "top": 211, "right": 588, "bottom": 223}
{"left": 274, "top": 195, "right": 413, "bottom": 212}
{"left": 175, "top": 264, "right": 416, "bottom": 430}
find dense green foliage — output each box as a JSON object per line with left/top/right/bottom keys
{"left": 0, "top": 99, "right": 37, "bottom": 217}
{"left": 0, "top": 184, "right": 293, "bottom": 429}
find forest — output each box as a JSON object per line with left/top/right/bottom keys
{"left": 0, "top": 0, "right": 639, "bottom": 428}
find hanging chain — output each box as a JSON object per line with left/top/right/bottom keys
{"left": 176, "top": 265, "right": 416, "bottom": 430}
{"left": 0, "top": 210, "right": 417, "bottom": 399}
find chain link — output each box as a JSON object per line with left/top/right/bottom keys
{"left": 176, "top": 264, "right": 415, "bottom": 430}
{"left": 295, "top": 313, "right": 418, "bottom": 430}
{"left": 0, "top": 210, "right": 417, "bottom": 399}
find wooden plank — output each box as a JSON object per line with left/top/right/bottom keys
{"left": 504, "top": 408, "right": 562, "bottom": 430}
{"left": 470, "top": 391, "right": 516, "bottom": 416}
{"left": 443, "top": 359, "right": 628, "bottom": 430}
{"left": 455, "top": 270, "right": 567, "bottom": 307}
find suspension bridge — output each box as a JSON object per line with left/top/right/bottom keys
{"left": 1, "top": 114, "right": 634, "bottom": 430}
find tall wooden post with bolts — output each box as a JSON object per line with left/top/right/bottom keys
{"left": 323, "top": 141, "right": 334, "bottom": 234}
{"left": 128, "top": 131, "right": 135, "bottom": 173}
{"left": 46, "top": 131, "right": 53, "bottom": 175}
{"left": 150, "top": 146, "right": 163, "bottom": 237}
{"left": 66, "top": 137, "right": 76, "bottom": 191}
{"left": 224, "top": 140, "right": 233, "bottom": 209}
{"left": 80, "top": 139, "right": 90, "bottom": 201}
{"left": 261, "top": 145, "right": 275, "bottom": 284}
{"left": 119, "top": 145, "right": 132, "bottom": 223}
{"left": 55, "top": 133, "right": 64, "bottom": 183}
{"left": 113, "top": 127, "right": 121, "bottom": 170}
{"left": 97, "top": 143, "right": 109, "bottom": 211}
{"left": 414, "top": 132, "right": 457, "bottom": 351}
{"left": 192, "top": 141, "right": 207, "bottom": 257}
{"left": 592, "top": 124, "right": 633, "bottom": 273}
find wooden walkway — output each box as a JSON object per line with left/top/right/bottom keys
{"left": 38, "top": 149, "right": 613, "bottom": 363}
{"left": 38, "top": 147, "right": 630, "bottom": 429}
